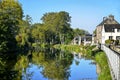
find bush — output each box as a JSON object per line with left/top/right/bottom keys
{"left": 105, "top": 39, "right": 114, "bottom": 45}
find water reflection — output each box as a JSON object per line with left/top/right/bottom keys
{"left": 0, "top": 48, "right": 97, "bottom": 80}
{"left": 30, "top": 48, "right": 73, "bottom": 80}
{"left": 0, "top": 54, "right": 19, "bottom": 80}
{"left": 69, "top": 52, "right": 97, "bottom": 80}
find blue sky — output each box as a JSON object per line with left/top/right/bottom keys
{"left": 19, "top": 0, "right": 120, "bottom": 33}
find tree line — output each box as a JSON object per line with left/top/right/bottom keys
{"left": 0, "top": 0, "right": 89, "bottom": 53}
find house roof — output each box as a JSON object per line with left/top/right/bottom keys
{"left": 104, "top": 24, "right": 120, "bottom": 32}
{"left": 81, "top": 34, "right": 92, "bottom": 41}
{"left": 97, "top": 15, "right": 119, "bottom": 26}
{"left": 85, "top": 34, "right": 92, "bottom": 36}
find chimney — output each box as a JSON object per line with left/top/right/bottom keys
{"left": 109, "top": 15, "right": 114, "bottom": 21}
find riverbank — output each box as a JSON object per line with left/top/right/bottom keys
{"left": 54, "top": 44, "right": 112, "bottom": 80}
{"left": 54, "top": 44, "right": 81, "bottom": 53}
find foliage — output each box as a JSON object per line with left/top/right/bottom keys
{"left": 40, "top": 11, "right": 73, "bottom": 44}
{"left": 95, "top": 51, "right": 112, "bottom": 80}
{"left": 31, "top": 23, "right": 45, "bottom": 44}
{"left": 14, "top": 55, "right": 29, "bottom": 80}
{"left": 105, "top": 39, "right": 114, "bottom": 45}
{"left": 0, "top": 53, "right": 19, "bottom": 80}
{"left": 15, "top": 15, "right": 33, "bottom": 52}
{"left": 0, "top": 58, "right": 6, "bottom": 70}
{"left": 54, "top": 44, "right": 81, "bottom": 53}
{"left": 14, "top": 55, "right": 29, "bottom": 70}
{"left": 31, "top": 11, "right": 89, "bottom": 46}
{"left": 83, "top": 46, "right": 112, "bottom": 80}
{"left": 73, "top": 28, "right": 89, "bottom": 36}
{"left": 93, "top": 29, "right": 96, "bottom": 34}
{"left": 0, "top": 0, "right": 89, "bottom": 52}
{"left": 0, "top": 0, "right": 23, "bottom": 52}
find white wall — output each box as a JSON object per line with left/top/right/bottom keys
{"left": 102, "top": 45, "right": 120, "bottom": 80}
{"left": 102, "top": 26, "right": 120, "bottom": 44}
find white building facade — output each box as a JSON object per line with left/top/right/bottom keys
{"left": 101, "top": 24, "right": 120, "bottom": 44}
{"left": 95, "top": 15, "right": 120, "bottom": 44}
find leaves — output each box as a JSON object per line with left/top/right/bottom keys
{"left": 73, "top": 28, "right": 89, "bottom": 36}
{"left": 0, "top": 0, "right": 23, "bottom": 52}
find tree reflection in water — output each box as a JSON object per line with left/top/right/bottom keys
{"left": 0, "top": 53, "right": 19, "bottom": 80}
{"left": 3, "top": 48, "right": 73, "bottom": 80}
{"left": 0, "top": 48, "right": 98, "bottom": 80}
{"left": 31, "top": 48, "right": 74, "bottom": 80}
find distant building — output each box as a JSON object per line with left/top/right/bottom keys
{"left": 82, "top": 34, "right": 92, "bottom": 45}
{"left": 95, "top": 15, "right": 120, "bottom": 44}
{"left": 71, "top": 34, "right": 92, "bottom": 45}
{"left": 71, "top": 36, "right": 81, "bottom": 45}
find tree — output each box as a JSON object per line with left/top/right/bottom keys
{"left": 31, "top": 23, "right": 45, "bottom": 44}
{"left": 40, "top": 11, "right": 73, "bottom": 44}
{"left": 24, "top": 15, "right": 32, "bottom": 27}
{"left": 0, "top": 0, "right": 23, "bottom": 52}
{"left": 73, "top": 28, "right": 89, "bottom": 36}
{"left": 16, "top": 15, "right": 33, "bottom": 51}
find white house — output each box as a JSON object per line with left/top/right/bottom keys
{"left": 71, "top": 36, "right": 81, "bottom": 45}
{"left": 95, "top": 15, "right": 120, "bottom": 44}
{"left": 83, "top": 34, "right": 92, "bottom": 45}
{"left": 71, "top": 34, "right": 92, "bottom": 45}
{"left": 101, "top": 24, "right": 120, "bottom": 44}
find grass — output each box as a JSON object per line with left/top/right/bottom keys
{"left": 54, "top": 44, "right": 81, "bottom": 53}
{"left": 95, "top": 51, "right": 111, "bottom": 80}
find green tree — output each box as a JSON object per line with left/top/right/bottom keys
{"left": 0, "top": 0, "right": 23, "bottom": 52}
{"left": 41, "top": 11, "right": 73, "bottom": 44}
{"left": 16, "top": 15, "right": 33, "bottom": 51}
{"left": 32, "top": 23, "right": 45, "bottom": 44}
{"left": 73, "top": 28, "right": 89, "bottom": 36}
{"left": 24, "top": 15, "right": 32, "bottom": 27}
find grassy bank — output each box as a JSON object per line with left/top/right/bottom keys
{"left": 54, "top": 44, "right": 112, "bottom": 80}
{"left": 54, "top": 44, "right": 81, "bottom": 53}
{"left": 95, "top": 51, "right": 111, "bottom": 80}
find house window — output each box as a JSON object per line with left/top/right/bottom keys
{"left": 116, "top": 36, "right": 120, "bottom": 40}
{"left": 117, "top": 29, "right": 120, "bottom": 32}
{"left": 109, "top": 36, "right": 113, "bottom": 40}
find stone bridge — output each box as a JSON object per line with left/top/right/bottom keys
{"left": 101, "top": 45, "right": 120, "bottom": 80}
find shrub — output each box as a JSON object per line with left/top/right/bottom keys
{"left": 105, "top": 39, "right": 114, "bottom": 45}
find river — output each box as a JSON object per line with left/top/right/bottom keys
{"left": 0, "top": 48, "right": 98, "bottom": 80}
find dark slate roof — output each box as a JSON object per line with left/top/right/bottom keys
{"left": 85, "top": 34, "right": 92, "bottom": 36}
{"left": 97, "top": 17, "right": 119, "bottom": 26}
{"left": 104, "top": 24, "right": 120, "bottom": 32}
{"left": 81, "top": 34, "right": 92, "bottom": 41}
